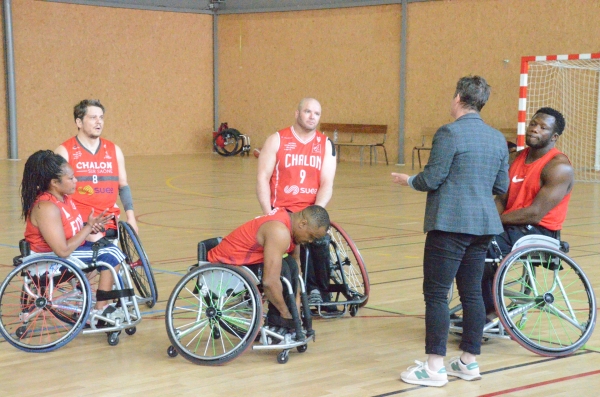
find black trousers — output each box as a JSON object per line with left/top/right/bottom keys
{"left": 301, "top": 235, "right": 331, "bottom": 299}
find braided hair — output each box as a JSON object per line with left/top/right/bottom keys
{"left": 20, "top": 150, "right": 67, "bottom": 220}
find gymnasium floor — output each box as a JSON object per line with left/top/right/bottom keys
{"left": 0, "top": 154, "right": 598, "bottom": 396}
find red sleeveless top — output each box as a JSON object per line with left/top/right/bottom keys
{"left": 504, "top": 147, "right": 571, "bottom": 231}
{"left": 25, "top": 192, "right": 85, "bottom": 252}
{"left": 269, "top": 127, "right": 328, "bottom": 213}
{"left": 62, "top": 136, "right": 120, "bottom": 228}
{"left": 207, "top": 208, "right": 295, "bottom": 265}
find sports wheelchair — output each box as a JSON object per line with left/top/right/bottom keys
{"left": 213, "top": 128, "right": 251, "bottom": 157}
{"left": 165, "top": 238, "right": 315, "bottom": 365}
{"left": 306, "top": 221, "right": 370, "bottom": 318}
{"left": 448, "top": 234, "right": 596, "bottom": 357}
{"left": 118, "top": 221, "right": 158, "bottom": 308}
{"left": 0, "top": 221, "right": 157, "bottom": 352}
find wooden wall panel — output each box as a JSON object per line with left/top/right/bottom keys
{"left": 3, "top": 0, "right": 600, "bottom": 162}
{"left": 217, "top": 5, "right": 401, "bottom": 162}
{"left": 218, "top": 0, "right": 600, "bottom": 165}
{"left": 405, "top": 0, "right": 600, "bottom": 165}
{"left": 10, "top": 0, "right": 213, "bottom": 159}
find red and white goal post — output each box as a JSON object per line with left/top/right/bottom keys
{"left": 518, "top": 52, "right": 600, "bottom": 182}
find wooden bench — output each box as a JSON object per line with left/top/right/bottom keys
{"left": 412, "top": 127, "right": 519, "bottom": 169}
{"left": 319, "top": 123, "right": 388, "bottom": 166}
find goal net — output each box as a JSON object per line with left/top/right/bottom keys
{"left": 518, "top": 53, "right": 600, "bottom": 182}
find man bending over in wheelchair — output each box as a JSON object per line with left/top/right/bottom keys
{"left": 21, "top": 150, "right": 126, "bottom": 316}
{"left": 207, "top": 205, "right": 330, "bottom": 329}
{"left": 483, "top": 107, "right": 574, "bottom": 314}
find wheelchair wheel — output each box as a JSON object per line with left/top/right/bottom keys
{"left": 165, "top": 264, "right": 262, "bottom": 365}
{"left": 119, "top": 221, "right": 158, "bottom": 308}
{"left": 328, "top": 221, "right": 370, "bottom": 307}
{"left": 0, "top": 256, "right": 92, "bottom": 352}
{"left": 213, "top": 128, "right": 243, "bottom": 157}
{"left": 493, "top": 245, "right": 596, "bottom": 357}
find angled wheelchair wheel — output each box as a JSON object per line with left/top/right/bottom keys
{"left": 0, "top": 256, "right": 92, "bottom": 352}
{"left": 493, "top": 245, "right": 596, "bottom": 357}
{"left": 119, "top": 221, "right": 158, "bottom": 308}
{"left": 328, "top": 221, "right": 370, "bottom": 307}
{"left": 165, "top": 264, "right": 262, "bottom": 365}
{"left": 213, "top": 129, "right": 243, "bottom": 157}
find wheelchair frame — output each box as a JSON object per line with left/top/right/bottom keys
{"left": 448, "top": 235, "right": 596, "bottom": 357}
{"left": 165, "top": 240, "right": 315, "bottom": 365}
{"left": 0, "top": 221, "right": 157, "bottom": 352}
{"left": 213, "top": 128, "right": 251, "bottom": 157}
{"left": 307, "top": 221, "right": 370, "bottom": 318}
{"left": 0, "top": 252, "right": 142, "bottom": 352}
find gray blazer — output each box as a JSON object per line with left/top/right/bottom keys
{"left": 411, "top": 113, "right": 509, "bottom": 235}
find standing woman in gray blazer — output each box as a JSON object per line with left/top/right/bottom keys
{"left": 393, "top": 76, "right": 509, "bottom": 387}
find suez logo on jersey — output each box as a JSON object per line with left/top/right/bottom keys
{"left": 75, "top": 161, "right": 114, "bottom": 174}
{"left": 283, "top": 185, "right": 318, "bottom": 195}
{"left": 77, "top": 185, "right": 115, "bottom": 195}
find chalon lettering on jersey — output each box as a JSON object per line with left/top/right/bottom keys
{"left": 76, "top": 161, "right": 113, "bottom": 170}
{"left": 76, "top": 161, "right": 113, "bottom": 174}
{"left": 284, "top": 154, "right": 322, "bottom": 170}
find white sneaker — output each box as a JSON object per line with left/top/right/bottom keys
{"left": 447, "top": 357, "right": 482, "bottom": 381}
{"left": 400, "top": 360, "right": 448, "bottom": 387}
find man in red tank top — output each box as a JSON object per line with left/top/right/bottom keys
{"left": 55, "top": 100, "right": 138, "bottom": 242}
{"left": 483, "top": 107, "right": 574, "bottom": 313}
{"left": 208, "top": 205, "right": 330, "bottom": 327}
{"left": 257, "top": 98, "right": 337, "bottom": 307}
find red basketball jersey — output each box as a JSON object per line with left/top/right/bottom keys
{"left": 504, "top": 147, "right": 571, "bottom": 231}
{"left": 269, "top": 126, "right": 328, "bottom": 213}
{"left": 62, "top": 136, "right": 120, "bottom": 227}
{"left": 25, "top": 192, "right": 85, "bottom": 252}
{"left": 207, "top": 208, "right": 295, "bottom": 265}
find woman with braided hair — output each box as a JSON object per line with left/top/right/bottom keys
{"left": 21, "top": 150, "right": 125, "bottom": 316}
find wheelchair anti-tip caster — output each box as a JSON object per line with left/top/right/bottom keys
{"left": 15, "top": 326, "right": 27, "bottom": 338}
{"left": 277, "top": 350, "right": 289, "bottom": 364}
{"left": 167, "top": 345, "right": 178, "bottom": 358}
{"left": 296, "top": 344, "right": 308, "bottom": 353}
{"left": 125, "top": 327, "right": 136, "bottom": 336}
{"left": 107, "top": 332, "right": 120, "bottom": 346}
{"left": 349, "top": 305, "right": 359, "bottom": 317}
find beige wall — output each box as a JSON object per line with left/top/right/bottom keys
{"left": 2, "top": 0, "right": 213, "bottom": 160}
{"left": 218, "top": 5, "right": 401, "bottom": 162}
{"left": 2, "top": 0, "right": 599, "bottom": 162}
{"left": 405, "top": 0, "right": 600, "bottom": 164}
{"left": 218, "top": 0, "right": 600, "bottom": 164}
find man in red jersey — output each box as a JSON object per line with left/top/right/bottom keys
{"left": 482, "top": 107, "right": 574, "bottom": 314}
{"left": 256, "top": 98, "right": 337, "bottom": 307}
{"left": 55, "top": 99, "right": 138, "bottom": 242}
{"left": 208, "top": 205, "right": 330, "bottom": 326}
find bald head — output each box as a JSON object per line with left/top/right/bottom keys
{"left": 295, "top": 98, "right": 322, "bottom": 133}
{"left": 297, "top": 98, "right": 321, "bottom": 112}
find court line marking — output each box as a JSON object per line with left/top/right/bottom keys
{"left": 165, "top": 174, "right": 217, "bottom": 197}
{"left": 372, "top": 351, "right": 596, "bottom": 396}
{"left": 478, "top": 368, "right": 600, "bottom": 397}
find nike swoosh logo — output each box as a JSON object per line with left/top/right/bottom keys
{"left": 512, "top": 176, "right": 525, "bottom": 183}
